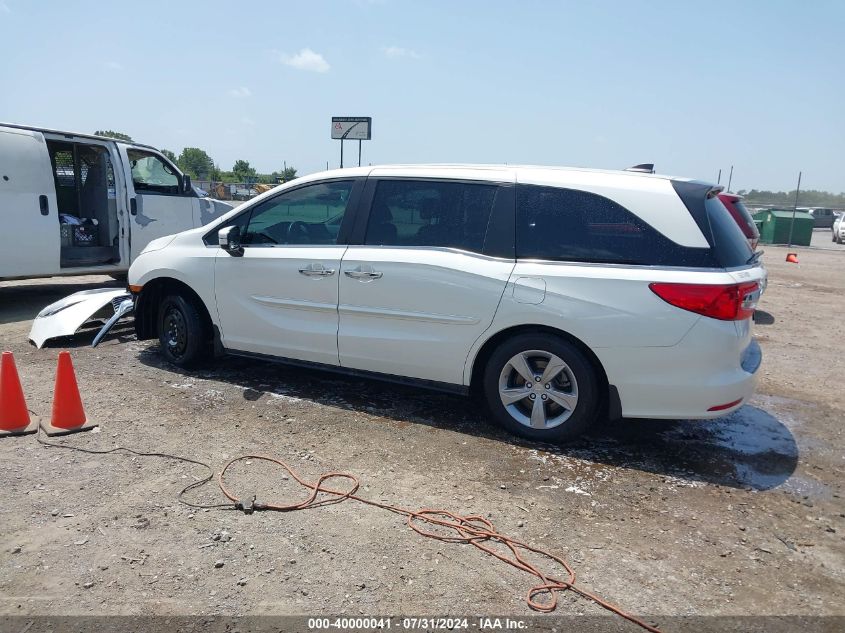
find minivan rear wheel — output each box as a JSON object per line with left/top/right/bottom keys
{"left": 158, "top": 294, "right": 207, "bottom": 367}
{"left": 483, "top": 334, "right": 599, "bottom": 442}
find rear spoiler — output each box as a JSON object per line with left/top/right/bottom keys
{"left": 706, "top": 185, "right": 725, "bottom": 199}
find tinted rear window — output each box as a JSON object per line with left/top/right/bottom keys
{"left": 733, "top": 199, "right": 752, "bottom": 222}
{"left": 515, "top": 185, "right": 716, "bottom": 267}
{"left": 706, "top": 197, "right": 754, "bottom": 267}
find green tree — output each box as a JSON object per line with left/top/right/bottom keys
{"left": 177, "top": 147, "right": 215, "bottom": 180}
{"left": 94, "top": 130, "right": 133, "bottom": 141}
{"left": 160, "top": 149, "right": 177, "bottom": 163}
{"left": 281, "top": 166, "right": 297, "bottom": 182}
{"left": 232, "top": 159, "right": 257, "bottom": 183}
{"left": 741, "top": 189, "right": 845, "bottom": 208}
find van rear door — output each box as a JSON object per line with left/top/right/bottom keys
{"left": 118, "top": 146, "right": 198, "bottom": 260}
{"left": 0, "top": 126, "right": 59, "bottom": 278}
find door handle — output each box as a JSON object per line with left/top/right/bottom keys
{"left": 298, "top": 265, "right": 335, "bottom": 277}
{"left": 344, "top": 270, "right": 383, "bottom": 280}
{"left": 130, "top": 198, "right": 137, "bottom": 216}
{"left": 39, "top": 195, "right": 49, "bottom": 216}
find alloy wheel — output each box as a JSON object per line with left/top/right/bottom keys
{"left": 497, "top": 350, "right": 579, "bottom": 429}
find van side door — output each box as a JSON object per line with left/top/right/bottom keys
{"left": 0, "top": 127, "right": 60, "bottom": 278}
{"left": 118, "top": 146, "right": 197, "bottom": 260}
{"left": 337, "top": 175, "right": 516, "bottom": 386}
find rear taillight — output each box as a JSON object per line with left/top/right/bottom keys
{"left": 649, "top": 282, "right": 760, "bottom": 321}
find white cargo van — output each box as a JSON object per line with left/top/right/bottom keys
{"left": 0, "top": 123, "right": 233, "bottom": 280}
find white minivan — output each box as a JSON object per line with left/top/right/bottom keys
{"left": 0, "top": 123, "right": 232, "bottom": 280}
{"left": 128, "top": 164, "right": 765, "bottom": 442}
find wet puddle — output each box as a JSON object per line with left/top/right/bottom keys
{"left": 517, "top": 394, "right": 827, "bottom": 497}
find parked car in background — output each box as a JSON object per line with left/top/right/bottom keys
{"left": 0, "top": 123, "right": 233, "bottom": 281}
{"left": 807, "top": 207, "right": 837, "bottom": 229}
{"left": 128, "top": 164, "right": 764, "bottom": 443}
{"left": 832, "top": 213, "right": 845, "bottom": 243}
{"left": 718, "top": 192, "right": 760, "bottom": 251}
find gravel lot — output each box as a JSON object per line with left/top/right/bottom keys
{"left": 0, "top": 246, "right": 843, "bottom": 627}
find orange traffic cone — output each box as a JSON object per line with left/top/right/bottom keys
{"left": 40, "top": 351, "right": 97, "bottom": 436}
{"left": 0, "top": 352, "right": 38, "bottom": 437}
{"left": 786, "top": 252, "right": 799, "bottom": 263}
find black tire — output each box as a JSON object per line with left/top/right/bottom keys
{"left": 482, "top": 333, "right": 599, "bottom": 443}
{"left": 157, "top": 294, "right": 208, "bottom": 367}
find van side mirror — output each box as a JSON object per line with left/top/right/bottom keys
{"left": 218, "top": 226, "right": 243, "bottom": 256}
{"left": 182, "top": 174, "right": 192, "bottom": 194}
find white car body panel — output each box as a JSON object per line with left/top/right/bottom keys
{"left": 462, "top": 263, "right": 757, "bottom": 418}
{"left": 593, "top": 316, "right": 757, "bottom": 418}
{"left": 0, "top": 122, "right": 232, "bottom": 281}
{"left": 129, "top": 227, "right": 219, "bottom": 311}
{"left": 214, "top": 245, "right": 348, "bottom": 366}
{"left": 116, "top": 144, "right": 212, "bottom": 262}
{"left": 834, "top": 215, "right": 845, "bottom": 242}
{"left": 369, "top": 165, "right": 513, "bottom": 183}
{"left": 28, "top": 288, "right": 128, "bottom": 348}
{"left": 338, "top": 247, "right": 514, "bottom": 384}
{"left": 0, "top": 127, "right": 61, "bottom": 278}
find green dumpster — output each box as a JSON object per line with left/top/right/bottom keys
{"left": 751, "top": 209, "right": 814, "bottom": 246}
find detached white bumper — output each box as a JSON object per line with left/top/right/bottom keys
{"left": 29, "top": 288, "right": 130, "bottom": 348}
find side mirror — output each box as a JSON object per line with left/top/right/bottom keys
{"left": 182, "top": 174, "right": 192, "bottom": 194}
{"left": 218, "top": 226, "right": 243, "bottom": 256}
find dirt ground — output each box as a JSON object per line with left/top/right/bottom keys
{"left": 0, "top": 245, "right": 843, "bottom": 628}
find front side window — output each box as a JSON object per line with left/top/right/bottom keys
{"left": 516, "top": 185, "right": 717, "bottom": 267}
{"left": 127, "top": 150, "right": 179, "bottom": 194}
{"left": 241, "top": 180, "right": 354, "bottom": 246}
{"left": 364, "top": 180, "right": 497, "bottom": 253}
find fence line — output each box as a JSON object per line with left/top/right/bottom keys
{"left": 194, "top": 180, "right": 285, "bottom": 201}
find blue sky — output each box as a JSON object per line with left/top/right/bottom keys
{"left": 1, "top": 0, "right": 842, "bottom": 191}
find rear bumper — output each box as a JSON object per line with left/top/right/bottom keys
{"left": 596, "top": 321, "right": 761, "bottom": 420}
{"left": 741, "top": 338, "right": 762, "bottom": 374}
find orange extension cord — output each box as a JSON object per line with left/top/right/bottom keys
{"left": 219, "top": 455, "right": 661, "bottom": 632}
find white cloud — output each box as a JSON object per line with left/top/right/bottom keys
{"left": 105, "top": 61, "right": 123, "bottom": 70}
{"left": 382, "top": 46, "right": 421, "bottom": 59}
{"left": 241, "top": 116, "right": 256, "bottom": 126}
{"left": 229, "top": 86, "right": 252, "bottom": 98}
{"left": 1, "top": 2, "right": 11, "bottom": 13}
{"left": 277, "top": 48, "right": 330, "bottom": 73}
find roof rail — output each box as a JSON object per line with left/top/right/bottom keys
{"left": 625, "top": 163, "right": 655, "bottom": 174}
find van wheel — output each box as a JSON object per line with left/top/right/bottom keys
{"left": 483, "top": 334, "right": 599, "bottom": 442}
{"left": 158, "top": 294, "right": 207, "bottom": 367}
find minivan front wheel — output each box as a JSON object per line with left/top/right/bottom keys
{"left": 483, "top": 334, "right": 599, "bottom": 442}
{"left": 158, "top": 294, "right": 207, "bottom": 367}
